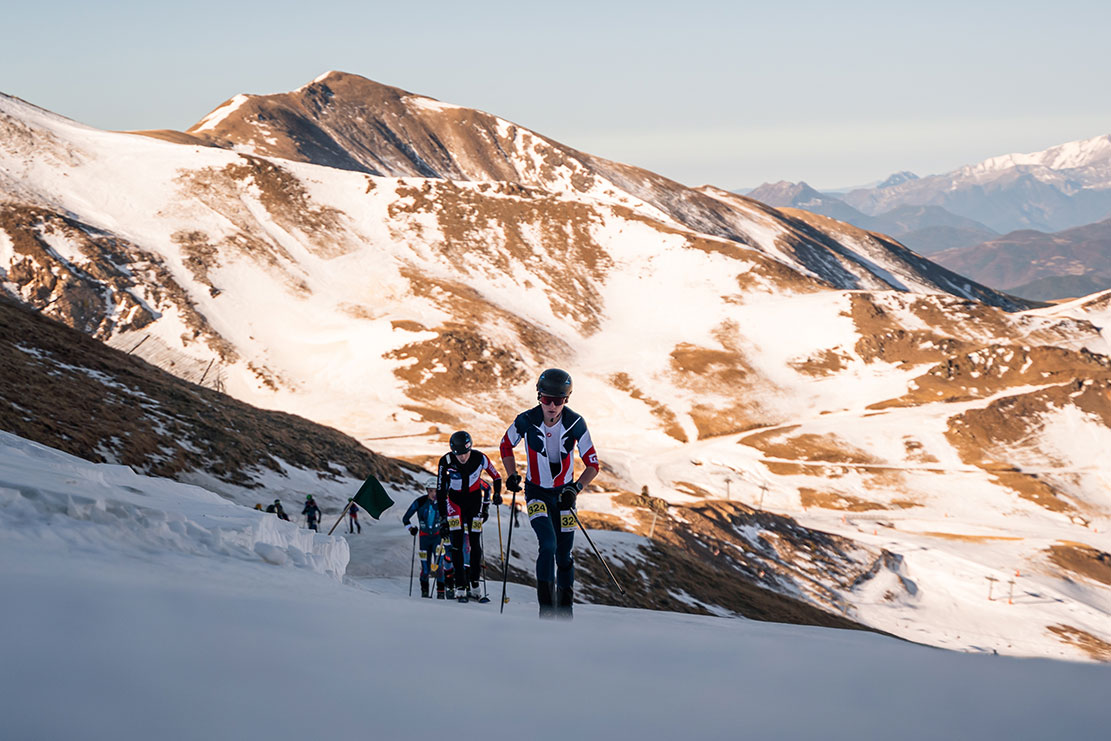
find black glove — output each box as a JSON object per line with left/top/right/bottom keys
{"left": 408, "top": 526, "right": 418, "bottom": 536}
{"left": 439, "top": 521, "right": 450, "bottom": 538}
{"left": 481, "top": 504, "right": 490, "bottom": 522}
{"left": 492, "top": 491, "right": 503, "bottom": 506}
{"left": 560, "top": 481, "right": 582, "bottom": 510}
{"left": 506, "top": 473, "right": 522, "bottom": 492}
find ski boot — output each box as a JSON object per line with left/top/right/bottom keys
{"left": 537, "top": 581, "right": 556, "bottom": 619}
{"left": 420, "top": 580, "right": 430, "bottom": 599}
{"left": 556, "top": 586, "right": 574, "bottom": 620}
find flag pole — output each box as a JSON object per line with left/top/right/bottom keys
{"left": 327, "top": 500, "right": 354, "bottom": 535}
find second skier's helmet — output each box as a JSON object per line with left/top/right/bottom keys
{"left": 449, "top": 430, "right": 473, "bottom": 455}
{"left": 536, "top": 368, "right": 572, "bottom": 398}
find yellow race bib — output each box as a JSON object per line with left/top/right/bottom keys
{"left": 527, "top": 500, "right": 548, "bottom": 520}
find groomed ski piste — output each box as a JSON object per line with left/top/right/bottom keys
{"left": 2, "top": 431, "right": 1107, "bottom": 741}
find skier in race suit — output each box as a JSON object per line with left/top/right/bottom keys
{"left": 402, "top": 478, "right": 453, "bottom": 598}
{"left": 436, "top": 431, "right": 502, "bottom": 601}
{"left": 500, "top": 368, "right": 599, "bottom": 619}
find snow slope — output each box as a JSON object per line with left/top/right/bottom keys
{"left": 1, "top": 431, "right": 1108, "bottom": 741}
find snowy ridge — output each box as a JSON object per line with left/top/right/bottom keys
{"left": 190, "top": 94, "right": 251, "bottom": 133}
{"left": 967, "top": 133, "right": 1111, "bottom": 175}
{"left": 841, "top": 131, "right": 1111, "bottom": 233}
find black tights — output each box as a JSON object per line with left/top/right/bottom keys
{"left": 450, "top": 527, "right": 483, "bottom": 587}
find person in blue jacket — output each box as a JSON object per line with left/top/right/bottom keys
{"left": 403, "top": 478, "right": 453, "bottom": 598}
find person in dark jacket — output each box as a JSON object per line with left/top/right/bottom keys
{"left": 403, "top": 478, "right": 452, "bottom": 598}
{"left": 265, "top": 499, "right": 290, "bottom": 521}
{"left": 302, "top": 494, "right": 322, "bottom": 532}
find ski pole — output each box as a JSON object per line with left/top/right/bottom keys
{"left": 571, "top": 508, "right": 625, "bottom": 595}
{"left": 408, "top": 531, "right": 417, "bottom": 597}
{"left": 496, "top": 503, "right": 504, "bottom": 566}
{"left": 499, "top": 489, "right": 518, "bottom": 613}
{"left": 479, "top": 527, "right": 491, "bottom": 603}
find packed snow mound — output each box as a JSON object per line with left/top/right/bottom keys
{"left": 0, "top": 431, "right": 349, "bottom": 579}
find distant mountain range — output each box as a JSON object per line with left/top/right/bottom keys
{"left": 933, "top": 217, "right": 1111, "bottom": 300}
{"left": 747, "top": 135, "right": 1111, "bottom": 298}
{"left": 746, "top": 181, "right": 1000, "bottom": 255}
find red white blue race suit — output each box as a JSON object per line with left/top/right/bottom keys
{"left": 436, "top": 451, "right": 501, "bottom": 590}
{"left": 499, "top": 405, "right": 598, "bottom": 588}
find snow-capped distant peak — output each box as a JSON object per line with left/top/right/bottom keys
{"left": 968, "top": 133, "right": 1111, "bottom": 175}
{"left": 877, "top": 171, "right": 918, "bottom": 189}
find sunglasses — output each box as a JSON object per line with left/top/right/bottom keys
{"left": 539, "top": 395, "right": 567, "bottom": 406}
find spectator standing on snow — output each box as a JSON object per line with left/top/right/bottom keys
{"left": 348, "top": 501, "right": 361, "bottom": 534}
{"left": 266, "top": 499, "right": 290, "bottom": 521}
{"left": 302, "top": 494, "right": 322, "bottom": 531}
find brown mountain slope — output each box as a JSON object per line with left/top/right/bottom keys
{"left": 0, "top": 295, "right": 417, "bottom": 501}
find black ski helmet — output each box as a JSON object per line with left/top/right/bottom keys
{"left": 536, "top": 368, "right": 572, "bottom": 398}
{"left": 449, "top": 430, "right": 473, "bottom": 455}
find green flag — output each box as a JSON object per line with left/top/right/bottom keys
{"left": 351, "top": 474, "right": 394, "bottom": 520}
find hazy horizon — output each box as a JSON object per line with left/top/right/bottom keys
{"left": 4, "top": 0, "right": 1109, "bottom": 191}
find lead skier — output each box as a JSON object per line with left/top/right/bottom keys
{"left": 499, "top": 368, "right": 599, "bottom": 619}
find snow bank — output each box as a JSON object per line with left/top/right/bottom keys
{"left": 0, "top": 431, "right": 348, "bottom": 579}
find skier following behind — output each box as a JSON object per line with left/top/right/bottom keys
{"left": 437, "top": 431, "right": 502, "bottom": 602}
{"left": 500, "top": 368, "right": 599, "bottom": 619}
{"left": 402, "top": 478, "right": 453, "bottom": 598}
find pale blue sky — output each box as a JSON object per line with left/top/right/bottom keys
{"left": 5, "top": 0, "right": 1110, "bottom": 189}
